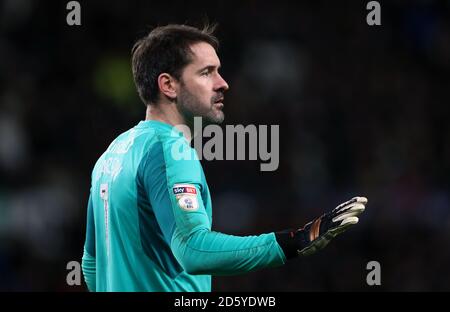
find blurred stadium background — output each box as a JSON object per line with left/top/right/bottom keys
{"left": 0, "top": 0, "right": 449, "bottom": 291}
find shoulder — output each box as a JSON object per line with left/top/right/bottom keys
{"left": 139, "top": 130, "right": 203, "bottom": 184}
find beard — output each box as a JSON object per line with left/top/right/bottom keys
{"left": 176, "top": 85, "right": 225, "bottom": 126}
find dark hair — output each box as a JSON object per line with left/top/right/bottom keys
{"left": 131, "top": 24, "right": 219, "bottom": 105}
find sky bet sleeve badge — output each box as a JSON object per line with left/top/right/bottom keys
{"left": 172, "top": 184, "right": 199, "bottom": 211}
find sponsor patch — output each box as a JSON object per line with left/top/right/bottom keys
{"left": 172, "top": 184, "right": 197, "bottom": 195}
{"left": 177, "top": 195, "right": 199, "bottom": 211}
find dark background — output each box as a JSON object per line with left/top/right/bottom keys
{"left": 0, "top": 0, "right": 449, "bottom": 291}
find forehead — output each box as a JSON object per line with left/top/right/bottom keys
{"left": 188, "top": 42, "right": 220, "bottom": 67}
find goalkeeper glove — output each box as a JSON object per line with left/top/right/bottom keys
{"left": 275, "top": 196, "right": 368, "bottom": 259}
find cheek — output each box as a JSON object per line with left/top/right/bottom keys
{"left": 182, "top": 77, "right": 213, "bottom": 105}
{"left": 193, "top": 82, "right": 213, "bottom": 104}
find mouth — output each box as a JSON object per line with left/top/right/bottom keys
{"left": 213, "top": 97, "right": 224, "bottom": 107}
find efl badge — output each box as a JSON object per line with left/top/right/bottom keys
{"left": 172, "top": 184, "right": 199, "bottom": 211}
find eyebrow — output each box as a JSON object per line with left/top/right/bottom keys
{"left": 197, "top": 65, "right": 221, "bottom": 74}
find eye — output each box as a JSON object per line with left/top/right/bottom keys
{"left": 201, "top": 71, "right": 211, "bottom": 77}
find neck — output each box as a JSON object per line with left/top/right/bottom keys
{"left": 145, "top": 102, "right": 193, "bottom": 141}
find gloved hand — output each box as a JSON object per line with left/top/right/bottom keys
{"left": 276, "top": 197, "right": 368, "bottom": 259}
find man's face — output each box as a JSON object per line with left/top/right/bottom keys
{"left": 176, "top": 42, "right": 229, "bottom": 124}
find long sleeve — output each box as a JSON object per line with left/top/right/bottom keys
{"left": 171, "top": 221, "right": 286, "bottom": 276}
{"left": 82, "top": 194, "right": 96, "bottom": 291}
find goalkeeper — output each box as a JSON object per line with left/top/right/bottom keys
{"left": 81, "top": 24, "right": 368, "bottom": 292}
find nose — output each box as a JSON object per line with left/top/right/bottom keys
{"left": 215, "top": 73, "right": 229, "bottom": 92}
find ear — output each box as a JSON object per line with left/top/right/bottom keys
{"left": 157, "top": 73, "right": 178, "bottom": 101}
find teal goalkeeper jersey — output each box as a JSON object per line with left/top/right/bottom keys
{"left": 82, "top": 120, "right": 286, "bottom": 292}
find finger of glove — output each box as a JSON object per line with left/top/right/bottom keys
{"left": 334, "top": 196, "right": 368, "bottom": 212}
{"left": 329, "top": 216, "right": 359, "bottom": 236}
{"left": 355, "top": 196, "right": 368, "bottom": 205}
{"left": 332, "top": 203, "right": 365, "bottom": 222}
{"left": 333, "top": 198, "right": 357, "bottom": 211}
{"left": 335, "top": 202, "right": 366, "bottom": 216}
{"left": 340, "top": 216, "right": 359, "bottom": 227}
